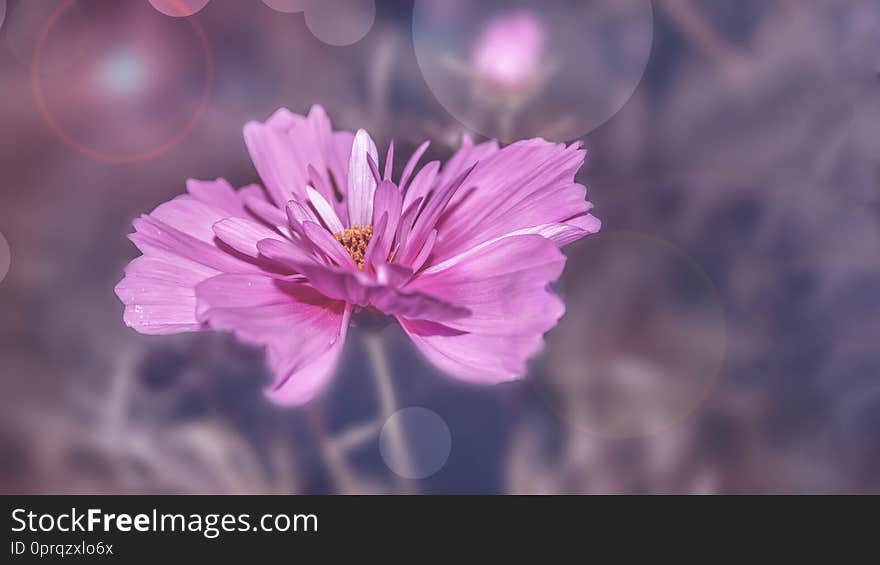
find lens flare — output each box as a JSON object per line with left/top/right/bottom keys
{"left": 32, "top": 0, "right": 213, "bottom": 163}
{"left": 260, "top": 0, "right": 307, "bottom": 13}
{"left": 537, "top": 232, "right": 727, "bottom": 439}
{"left": 5, "top": 0, "right": 91, "bottom": 74}
{"left": 413, "top": 0, "right": 654, "bottom": 141}
{"left": 304, "top": 0, "right": 375, "bottom": 47}
{"left": 148, "top": 0, "right": 210, "bottom": 18}
{"left": 380, "top": 407, "right": 452, "bottom": 480}
{"left": 97, "top": 49, "right": 148, "bottom": 96}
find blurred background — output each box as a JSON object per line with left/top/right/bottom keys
{"left": 0, "top": 0, "right": 878, "bottom": 494}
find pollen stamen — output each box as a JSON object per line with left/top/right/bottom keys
{"left": 335, "top": 224, "right": 373, "bottom": 269}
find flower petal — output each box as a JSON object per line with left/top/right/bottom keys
{"left": 243, "top": 192, "right": 289, "bottom": 230}
{"left": 399, "top": 319, "right": 545, "bottom": 384}
{"left": 400, "top": 163, "right": 477, "bottom": 266}
{"left": 402, "top": 160, "right": 439, "bottom": 212}
{"left": 302, "top": 221, "right": 358, "bottom": 269}
{"left": 365, "top": 212, "right": 390, "bottom": 270}
{"left": 366, "top": 152, "right": 382, "bottom": 185}
{"left": 212, "top": 217, "right": 288, "bottom": 259}
{"left": 384, "top": 140, "right": 395, "bottom": 181}
{"left": 266, "top": 321, "right": 350, "bottom": 406}
{"left": 115, "top": 255, "right": 216, "bottom": 334}
{"left": 367, "top": 180, "right": 402, "bottom": 265}
{"left": 117, "top": 191, "right": 270, "bottom": 335}
{"left": 396, "top": 235, "right": 567, "bottom": 387}
{"left": 243, "top": 109, "right": 307, "bottom": 206}
{"left": 407, "top": 234, "right": 565, "bottom": 335}
{"left": 286, "top": 199, "right": 320, "bottom": 229}
{"left": 432, "top": 139, "right": 595, "bottom": 261}
{"left": 149, "top": 196, "right": 226, "bottom": 244}
{"left": 399, "top": 140, "right": 431, "bottom": 192}
{"left": 371, "top": 286, "right": 469, "bottom": 322}
{"left": 186, "top": 178, "right": 247, "bottom": 217}
{"left": 568, "top": 212, "right": 602, "bottom": 235}
{"left": 243, "top": 106, "right": 352, "bottom": 211}
{"left": 256, "top": 238, "right": 319, "bottom": 271}
{"left": 409, "top": 228, "right": 437, "bottom": 273}
{"left": 395, "top": 196, "right": 424, "bottom": 251}
{"left": 129, "top": 215, "right": 255, "bottom": 275}
{"left": 196, "top": 274, "right": 350, "bottom": 405}
{"left": 347, "top": 129, "right": 379, "bottom": 227}
{"left": 436, "top": 135, "right": 499, "bottom": 188}
{"left": 306, "top": 186, "right": 345, "bottom": 234}
{"left": 292, "top": 262, "right": 373, "bottom": 305}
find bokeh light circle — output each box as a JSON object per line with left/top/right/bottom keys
{"left": 32, "top": 0, "right": 213, "bottom": 163}
{"left": 536, "top": 232, "right": 727, "bottom": 439}
{"left": 5, "top": 0, "right": 92, "bottom": 74}
{"left": 303, "top": 0, "right": 375, "bottom": 47}
{"left": 0, "top": 231, "right": 10, "bottom": 284}
{"left": 147, "top": 0, "right": 210, "bottom": 18}
{"left": 413, "top": 0, "right": 654, "bottom": 142}
{"left": 380, "top": 407, "right": 451, "bottom": 480}
{"left": 260, "top": 0, "right": 307, "bottom": 14}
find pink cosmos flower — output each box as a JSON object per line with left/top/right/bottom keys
{"left": 471, "top": 10, "right": 546, "bottom": 93}
{"left": 115, "top": 106, "right": 600, "bottom": 405}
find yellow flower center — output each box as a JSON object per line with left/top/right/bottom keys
{"left": 335, "top": 224, "right": 373, "bottom": 269}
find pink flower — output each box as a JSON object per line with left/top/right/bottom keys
{"left": 471, "top": 11, "right": 546, "bottom": 93}
{"left": 116, "top": 106, "right": 600, "bottom": 405}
